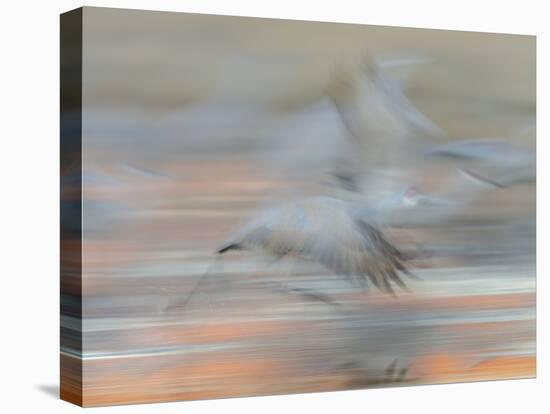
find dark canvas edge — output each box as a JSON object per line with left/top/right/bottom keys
{"left": 60, "top": 7, "right": 84, "bottom": 407}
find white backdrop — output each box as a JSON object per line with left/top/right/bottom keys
{"left": 0, "top": 0, "right": 546, "bottom": 412}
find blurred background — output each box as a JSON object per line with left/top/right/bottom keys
{"left": 65, "top": 7, "right": 535, "bottom": 406}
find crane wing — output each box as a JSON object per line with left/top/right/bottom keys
{"left": 324, "top": 59, "right": 444, "bottom": 200}
{"left": 218, "top": 197, "right": 412, "bottom": 296}
{"left": 304, "top": 217, "right": 412, "bottom": 296}
{"left": 329, "top": 61, "right": 441, "bottom": 157}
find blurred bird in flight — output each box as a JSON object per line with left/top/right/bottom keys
{"left": 172, "top": 54, "right": 535, "bottom": 310}
{"left": 216, "top": 195, "right": 414, "bottom": 297}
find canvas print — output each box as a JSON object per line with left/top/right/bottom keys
{"left": 60, "top": 7, "right": 536, "bottom": 407}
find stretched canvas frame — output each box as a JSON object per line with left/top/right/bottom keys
{"left": 60, "top": 7, "right": 536, "bottom": 407}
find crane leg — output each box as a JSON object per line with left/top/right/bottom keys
{"left": 266, "top": 258, "right": 341, "bottom": 307}
{"left": 270, "top": 283, "right": 341, "bottom": 307}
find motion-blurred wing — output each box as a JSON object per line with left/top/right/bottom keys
{"left": 305, "top": 215, "right": 412, "bottom": 296}
{"left": 285, "top": 199, "right": 413, "bottom": 295}
{"left": 425, "top": 138, "right": 532, "bottom": 162}
{"left": 325, "top": 59, "right": 443, "bottom": 200}
{"left": 426, "top": 138, "right": 535, "bottom": 188}
{"left": 219, "top": 197, "right": 412, "bottom": 295}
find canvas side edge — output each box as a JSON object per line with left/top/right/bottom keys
{"left": 60, "top": 7, "right": 84, "bottom": 407}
